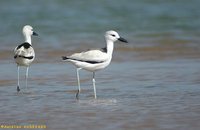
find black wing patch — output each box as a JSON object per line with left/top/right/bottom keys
{"left": 101, "top": 47, "right": 107, "bottom": 53}
{"left": 62, "top": 56, "right": 69, "bottom": 60}
{"left": 17, "top": 42, "right": 32, "bottom": 50}
{"left": 14, "top": 55, "right": 34, "bottom": 59}
{"left": 62, "top": 56, "right": 104, "bottom": 64}
{"left": 87, "top": 47, "right": 107, "bottom": 53}
{"left": 14, "top": 55, "right": 17, "bottom": 59}
{"left": 85, "top": 60, "right": 104, "bottom": 64}
{"left": 18, "top": 55, "right": 33, "bottom": 59}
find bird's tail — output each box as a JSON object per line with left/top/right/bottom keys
{"left": 62, "top": 56, "right": 69, "bottom": 61}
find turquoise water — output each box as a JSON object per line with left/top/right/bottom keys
{"left": 1, "top": 0, "right": 200, "bottom": 48}
{"left": 0, "top": 0, "right": 200, "bottom": 130}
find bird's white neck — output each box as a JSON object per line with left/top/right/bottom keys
{"left": 24, "top": 34, "right": 32, "bottom": 44}
{"left": 106, "top": 39, "right": 114, "bottom": 56}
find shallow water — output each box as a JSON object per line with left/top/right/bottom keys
{"left": 1, "top": 0, "right": 200, "bottom": 130}
{"left": 1, "top": 58, "right": 200, "bottom": 130}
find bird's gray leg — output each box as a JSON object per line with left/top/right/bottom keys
{"left": 25, "top": 66, "right": 29, "bottom": 90}
{"left": 92, "top": 72, "right": 97, "bottom": 99}
{"left": 76, "top": 68, "right": 82, "bottom": 99}
{"left": 17, "top": 66, "right": 20, "bottom": 92}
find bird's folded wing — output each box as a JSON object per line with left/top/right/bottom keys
{"left": 68, "top": 49, "right": 108, "bottom": 62}
{"left": 14, "top": 46, "right": 34, "bottom": 57}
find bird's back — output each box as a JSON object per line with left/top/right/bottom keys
{"left": 14, "top": 42, "right": 35, "bottom": 66}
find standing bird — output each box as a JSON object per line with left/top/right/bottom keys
{"left": 62, "top": 30, "right": 128, "bottom": 99}
{"left": 14, "top": 25, "right": 38, "bottom": 92}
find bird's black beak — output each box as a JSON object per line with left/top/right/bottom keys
{"left": 33, "top": 32, "right": 38, "bottom": 36}
{"left": 118, "top": 37, "right": 128, "bottom": 43}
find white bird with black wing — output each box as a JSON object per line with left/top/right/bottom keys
{"left": 14, "top": 25, "right": 38, "bottom": 92}
{"left": 62, "top": 30, "right": 128, "bottom": 99}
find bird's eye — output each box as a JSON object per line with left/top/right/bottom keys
{"left": 111, "top": 34, "right": 116, "bottom": 37}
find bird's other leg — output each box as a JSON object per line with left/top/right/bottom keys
{"left": 92, "top": 72, "right": 97, "bottom": 99}
{"left": 25, "top": 66, "right": 29, "bottom": 90}
{"left": 17, "top": 66, "right": 20, "bottom": 92}
{"left": 76, "top": 68, "right": 82, "bottom": 99}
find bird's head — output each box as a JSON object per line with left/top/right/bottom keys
{"left": 105, "top": 30, "right": 128, "bottom": 43}
{"left": 22, "top": 25, "right": 38, "bottom": 37}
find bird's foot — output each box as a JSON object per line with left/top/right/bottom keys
{"left": 76, "top": 89, "right": 80, "bottom": 100}
{"left": 17, "top": 86, "right": 20, "bottom": 92}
